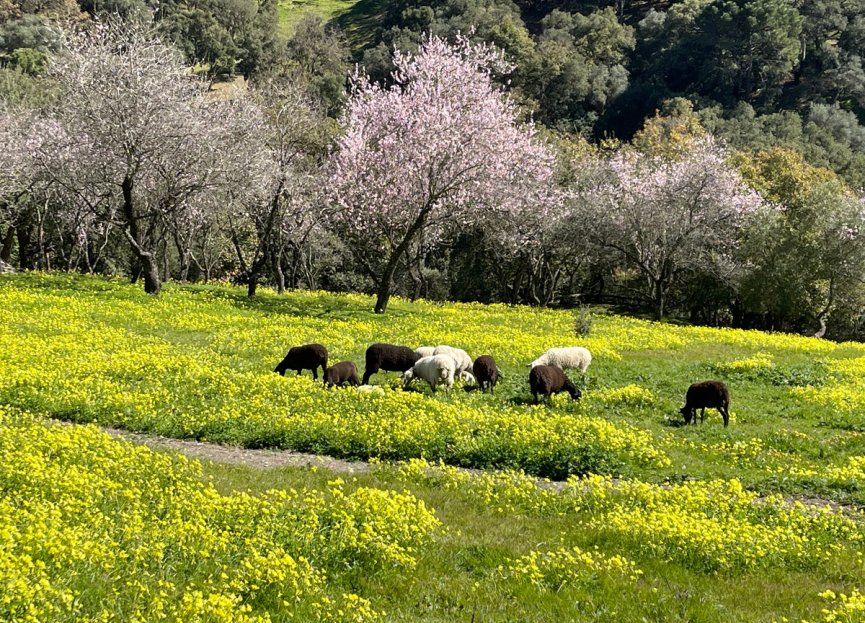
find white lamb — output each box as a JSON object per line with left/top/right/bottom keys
{"left": 529, "top": 346, "right": 592, "bottom": 373}
{"left": 402, "top": 354, "right": 457, "bottom": 393}
{"left": 415, "top": 346, "right": 436, "bottom": 358}
{"left": 433, "top": 345, "right": 473, "bottom": 374}
{"left": 458, "top": 370, "right": 477, "bottom": 384}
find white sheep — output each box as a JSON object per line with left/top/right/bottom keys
{"left": 433, "top": 345, "right": 473, "bottom": 374}
{"left": 458, "top": 370, "right": 477, "bottom": 384}
{"left": 402, "top": 354, "right": 457, "bottom": 393}
{"left": 529, "top": 346, "right": 592, "bottom": 373}
{"left": 415, "top": 346, "right": 436, "bottom": 358}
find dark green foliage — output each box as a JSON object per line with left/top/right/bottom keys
{"left": 285, "top": 14, "right": 350, "bottom": 114}
{"left": 159, "top": 5, "right": 241, "bottom": 74}
{"left": 699, "top": 103, "right": 865, "bottom": 190}
{"left": 0, "top": 64, "right": 53, "bottom": 103}
{"left": 8, "top": 45, "right": 48, "bottom": 73}
{"left": 0, "top": 14, "right": 61, "bottom": 54}
{"left": 518, "top": 7, "right": 634, "bottom": 129}
{"left": 792, "top": 0, "right": 865, "bottom": 109}
{"left": 154, "top": 0, "right": 282, "bottom": 76}
{"left": 346, "top": 0, "right": 865, "bottom": 184}
{"left": 692, "top": 0, "right": 803, "bottom": 106}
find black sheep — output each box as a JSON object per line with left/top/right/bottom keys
{"left": 529, "top": 365, "right": 581, "bottom": 404}
{"left": 274, "top": 343, "right": 328, "bottom": 380}
{"left": 680, "top": 380, "right": 730, "bottom": 427}
{"left": 473, "top": 355, "right": 502, "bottom": 394}
{"left": 324, "top": 361, "right": 360, "bottom": 388}
{"left": 362, "top": 343, "right": 419, "bottom": 385}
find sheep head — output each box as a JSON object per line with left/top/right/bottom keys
{"left": 402, "top": 369, "right": 415, "bottom": 387}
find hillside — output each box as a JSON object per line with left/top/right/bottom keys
{"left": 3, "top": 272, "right": 865, "bottom": 622}
{"left": 4, "top": 271, "right": 865, "bottom": 490}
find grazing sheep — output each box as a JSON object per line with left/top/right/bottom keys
{"left": 362, "top": 343, "right": 420, "bottom": 385}
{"left": 529, "top": 365, "right": 581, "bottom": 404}
{"left": 680, "top": 380, "right": 730, "bottom": 427}
{"left": 323, "top": 361, "right": 360, "bottom": 388}
{"left": 274, "top": 343, "right": 328, "bottom": 380}
{"left": 529, "top": 347, "right": 592, "bottom": 373}
{"left": 433, "top": 345, "right": 473, "bottom": 374}
{"left": 402, "top": 354, "right": 457, "bottom": 393}
{"left": 458, "top": 370, "right": 477, "bottom": 384}
{"left": 473, "top": 355, "right": 502, "bottom": 394}
{"left": 415, "top": 346, "right": 436, "bottom": 358}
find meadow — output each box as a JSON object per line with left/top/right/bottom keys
{"left": 2, "top": 272, "right": 865, "bottom": 621}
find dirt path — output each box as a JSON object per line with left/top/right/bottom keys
{"left": 102, "top": 426, "right": 860, "bottom": 512}
{"left": 102, "top": 428, "right": 374, "bottom": 474}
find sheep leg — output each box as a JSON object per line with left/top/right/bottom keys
{"left": 721, "top": 405, "right": 730, "bottom": 427}
{"left": 362, "top": 367, "right": 377, "bottom": 385}
{"left": 312, "top": 368, "right": 318, "bottom": 381}
{"left": 700, "top": 408, "right": 705, "bottom": 424}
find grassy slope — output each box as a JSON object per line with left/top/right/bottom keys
{"left": 200, "top": 458, "right": 860, "bottom": 623}
{"left": 3, "top": 272, "right": 865, "bottom": 498}
{"left": 3, "top": 272, "right": 865, "bottom": 622}
{"left": 276, "top": 0, "right": 385, "bottom": 48}
{"left": 276, "top": 0, "right": 366, "bottom": 36}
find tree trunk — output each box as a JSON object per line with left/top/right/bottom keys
{"left": 179, "top": 253, "right": 191, "bottom": 282}
{"left": 372, "top": 207, "right": 432, "bottom": 313}
{"left": 654, "top": 280, "right": 666, "bottom": 320}
{"left": 273, "top": 248, "right": 285, "bottom": 294}
{"left": 0, "top": 226, "right": 15, "bottom": 263}
{"left": 16, "top": 217, "right": 34, "bottom": 269}
{"left": 141, "top": 253, "right": 162, "bottom": 295}
{"left": 161, "top": 237, "right": 170, "bottom": 283}
{"left": 174, "top": 232, "right": 191, "bottom": 282}
{"left": 815, "top": 317, "right": 828, "bottom": 339}
{"left": 374, "top": 260, "right": 398, "bottom": 313}
{"left": 122, "top": 175, "right": 162, "bottom": 295}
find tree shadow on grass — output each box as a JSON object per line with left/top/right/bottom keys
{"left": 334, "top": 0, "right": 389, "bottom": 52}
{"left": 182, "top": 284, "right": 417, "bottom": 322}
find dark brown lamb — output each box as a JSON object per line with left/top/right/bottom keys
{"left": 274, "top": 343, "right": 328, "bottom": 380}
{"left": 680, "top": 380, "right": 730, "bottom": 427}
{"left": 529, "top": 365, "right": 581, "bottom": 404}
{"left": 324, "top": 361, "right": 360, "bottom": 388}
{"left": 473, "top": 355, "right": 502, "bottom": 394}
{"left": 362, "top": 343, "right": 420, "bottom": 385}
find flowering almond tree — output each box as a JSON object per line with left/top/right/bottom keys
{"left": 36, "top": 22, "right": 261, "bottom": 295}
{"left": 589, "top": 136, "right": 764, "bottom": 319}
{"left": 328, "top": 34, "right": 557, "bottom": 313}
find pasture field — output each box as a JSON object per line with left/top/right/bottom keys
{"left": 275, "top": 0, "right": 360, "bottom": 35}
{"left": 2, "top": 272, "right": 865, "bottom": 621}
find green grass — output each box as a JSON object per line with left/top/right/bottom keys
{"left": 3, "top": 272, "right": 865, "bottom": 500}
{"left": 196, "top": 457, "right": 862, "bottom": 623}
{"left": 274, "top": 0, "right": 386, "bottom": 49}
{"left": 3, "top": 272, "right": 865, "bottom": 621}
